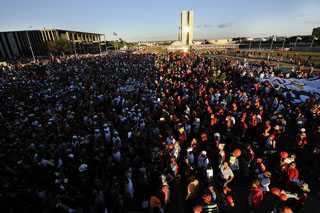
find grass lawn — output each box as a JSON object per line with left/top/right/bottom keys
{"left": 230, "top": 50, "right": 320, "bottom": 65}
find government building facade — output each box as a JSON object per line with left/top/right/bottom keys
{"left": 0, "top": 29, "right": 106, "bottom": 59}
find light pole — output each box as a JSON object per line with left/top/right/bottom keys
{"left": 26, "top": 26, "right": 36, "bottom": 62}
{"left": 310, "top": 35, "right": 318, "bottom": 48}
{"left": 113, "top": 32, "right": 118, "bottom": 50}
{"left": 72, "top": 33, "right": 77, "bottom": 56}
{"left": 282, "top": 36, "right": 286, "bottom": 49}
{"left": 270, "top": 36, "right": 274, "bottom": 50}
{"left": 294, "top": 36, "right": 301, "bottom": 48}
{"left": 259, "top": 40, "right": 262, "bottom": 50}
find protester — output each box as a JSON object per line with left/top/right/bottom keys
{"left": 0, "top": 50, "right": 318, "bottom": 212}
{"left": 248, "top": 179, "right": 263, "bottom": 212}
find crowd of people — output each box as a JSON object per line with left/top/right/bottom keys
{"left": 0, "top": 51, "right": 320, "bottom": 213}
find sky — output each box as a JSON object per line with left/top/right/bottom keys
{"left": 1, "top": 0, "right": 320, "bottom": 42}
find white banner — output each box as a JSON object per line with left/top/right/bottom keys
{"left": 260, "top": 77, "right": 320, "bottom": 104}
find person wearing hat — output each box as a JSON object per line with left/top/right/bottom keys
{"left": 253, "top": 158, "right": 266, "bottom": 174}
{"left": 229, "top": 149, "right": 240, "bottom": 171}
{"left": 200, "top": 193, "right": 219, "bottom": 212}
{"left": 203, "top": 184, "right": 216, "bottom": 204}
{"left": 198, "top": 150, "right": 209, "bottom": 171}
{"left": 292, "top": 181, "right": 310, "bottom": 212}
{"left": 266, "top": 134, "right": 276, "bottom": 150}
{"left": 258, "top": 171, "right": 271, "bottom": 192}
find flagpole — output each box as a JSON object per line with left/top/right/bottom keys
{"left": 310, "top": 36, "right": 315, "bottom": 48}
{"left": 294, "top": 36, "right": 298, "bottom": 48}
{"left": 270, "top": 37, "right": 274, "bottom": 50}
{"left": 282, "top": 37, "right": 286, "bottom": 49}
{"left": 259, "top": 40, "right": 262, "bottom": 50}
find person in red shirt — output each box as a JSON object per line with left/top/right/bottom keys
{"left": 296, "top": 133, "right": 307, "bottom": 149}
{"left": 161, "top": 177, "right": 170, "bottom": 206}
{"left": 242, "top": 144, "right": 255, "bottom": 177}
{"left": 240, "top": 118, "right": 248, "bottom": 139}
{"left": 248, "top": 179, "right": 263, "bottom": 211}
{"left": 273, "top": 125, "right": 281, "bottom": 140}
{"left": 285, "top": 162, "right": 299, "bottom": 181}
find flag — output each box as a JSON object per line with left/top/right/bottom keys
{"left": 297, "top": 36, "right": 302, "bottom": 40}
{"left": 113, "top": 32, "right": 117, "bottom": 36}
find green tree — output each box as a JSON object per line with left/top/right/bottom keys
{"left": 47, "top": 39, "right": 72, "bottom": 56}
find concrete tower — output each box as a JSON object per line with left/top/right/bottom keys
{"left": 181, "top": 10, "right": 187, "bottom": 44}
{"left": 180, "top": 10, "right": 194, "bottom": 45}
{"left": 187, "top": 10, "right": 194, "bottom": 45}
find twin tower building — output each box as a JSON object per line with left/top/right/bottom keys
{"left": 181, "top": 10, "right": 194, "bottom": 45}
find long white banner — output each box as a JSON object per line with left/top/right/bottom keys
{"left": 260, "top": 77, "right": 320, "bottom": 104}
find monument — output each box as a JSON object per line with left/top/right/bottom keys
{"left": 181, "top": 10, "right": 194, "bottom": 45}
{"left": 170, "top": 10, "right": 194, "bottom": 49}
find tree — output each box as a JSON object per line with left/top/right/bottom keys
{"left": 47, "top": 39, "right": 72, "bottom": 56}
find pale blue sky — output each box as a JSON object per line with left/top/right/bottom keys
{"left": 1, "top": 0, "right": 320, "bottom": 41}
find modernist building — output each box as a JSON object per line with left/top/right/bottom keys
{"left": 0, "top": 29, "right": 106, "bottom": 59}
{"left": 181, "top": 10, "right": 194, "bottom": 45}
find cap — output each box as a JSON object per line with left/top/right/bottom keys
{"left": 79, "top": 164, "right": 88, "bottom": 172}
{"left": 264, "top": 171, "right": 271, "bottom": 178}
{"left": 202, "top": 194, "right": 211, "bottom": 202}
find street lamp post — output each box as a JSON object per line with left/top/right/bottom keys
{"left": 72, "top": 36, "right": 77, "bottom": 56}
{"left": 26, "top": 26, "right": 36, "bottom": 62}
{"left": 98, "top": 42, "right": 102, "bottom": 54}
{"left": 282, "top": 37, "right": 286, "bottom": 49}
{"left": 310, "top": 35, "right": 318, "bottom": 48}
{"left": 259, "top": 40, "right": 262, "bottom": 50}
{"left": 113, "top": 32, "right": 118, "bottom": 51}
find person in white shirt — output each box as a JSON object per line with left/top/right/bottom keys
{"left": 125, "top": 176, "right": 134, "bottom": 199}
{"left": 219, "top": 161, "right": 234, "bottom": 187}
{"left": 281, "top": 153, "right": 296, "bottom": 168}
